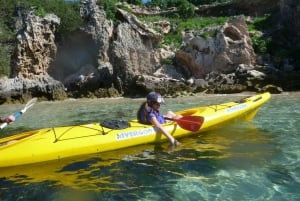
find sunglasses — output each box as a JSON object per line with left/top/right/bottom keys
{"left": 154, "top": 102, "right": 161, "bottom": 106}
{"left": 150, "top": 101, "right": 160, "bottom": 106}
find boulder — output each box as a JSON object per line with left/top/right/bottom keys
{"left": 175, "top": 15, "right": 255, "bottom": 78}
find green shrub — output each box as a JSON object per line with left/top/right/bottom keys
{"left": 140, "top": 15, "right": 227, "bottom": 48}
{"left": 248, "top": 16, "right": 273, "bottom": 55}
{"left": 34, "top": 7, "right": 47, "bottom": 17}
{"left": 0, "top": 45, "right": 11, "bottom": 77}
{"left": 251, "top": 35, "right": 271, "bottom": 54}
{"left": 247, "top": 16, "right": 270, "bottom": 31}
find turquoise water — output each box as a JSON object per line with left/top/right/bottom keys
{"left": 0, "top": 93, "right": 299, "bottom": 201}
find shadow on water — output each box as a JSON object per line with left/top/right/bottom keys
{"left": 0, "top": 122, "right": 280, "bottom": 201}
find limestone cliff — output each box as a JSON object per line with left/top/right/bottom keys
{"left": 176, "top": 16, "right": 255, "bottom": 78}
{"left": 11, "top": 12, "right": 59, "bottom": 79}
{"left": 1, "top": 0, "right": 297, "bottom": 103}
{"left": 0, "top": 10, "right": 66, "bottom": 103}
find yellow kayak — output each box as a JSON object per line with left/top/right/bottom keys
{"left": 0, "top": 92, "right": 271, "bottom": 167}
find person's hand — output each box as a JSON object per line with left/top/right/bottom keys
{"left": 172, "top": 139, "right": 181, "bottom": 146}
{"left": 2, "top": 115, "right": 15, "bottom": 124}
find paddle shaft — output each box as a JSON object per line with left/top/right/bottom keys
{"left": 0, "top": 98, "right": 37, "bottom": 129}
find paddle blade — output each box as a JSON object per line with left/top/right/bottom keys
{"left": 22, "top": 98, "right": 38, "bottom": 113}
{"left": 174, "top": 116, "right": 204, "bottom": 132}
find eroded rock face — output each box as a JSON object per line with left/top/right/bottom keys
{"left": 0, "top": 10, "right": 67, "bottom": 103}
{"left": 80, "top": 0, "right": 113, "bottom": 65}
{"left": 111, "top": 22, "right": 160, "bottom": 84}
{"left": 110, "top": 8, "right": 191, "bottom": 94}
{"left": 10, "top": 13, "right": 60, "bottom": 79}
{"left": 1, "top": 1, "right": 289, "bottom": 103}
{"left": 78, "top": 1, "right": 177, "bottom": 95}
{"left": 176, "top": 16, "right": 255, "bottom": 78}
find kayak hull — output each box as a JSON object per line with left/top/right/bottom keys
{"left": 0, "top": 92, "right": 271, "bottom": 167}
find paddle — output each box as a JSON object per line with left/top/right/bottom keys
{"left": 165, "top": 116, "right": 204, "bottom": 132}
{"left": 0, "top": 98, "right": 38, "bottom": 129}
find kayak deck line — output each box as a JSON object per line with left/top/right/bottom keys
{"left": 52, "top": 126, "right": 103, "bottom": 143}
{"left": 206, "top": 95, "right": 263, "bottom": 112}
{"left": 52, "top": 123, "right": 162, "bottom": 143}
{"left": 0, "top": 92, "right": 271, "bottom": 168}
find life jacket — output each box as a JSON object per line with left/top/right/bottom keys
{"left": 137, "top": 102, "right": 165, "bottom": 124}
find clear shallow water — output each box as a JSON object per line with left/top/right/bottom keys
{"left": 0, "top": 93, "right": 299, "bottom": 201}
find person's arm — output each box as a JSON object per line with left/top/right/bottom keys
{"left": 151, "top": 117, "right": 179, "bottom": 145}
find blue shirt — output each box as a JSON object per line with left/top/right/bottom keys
{"left": 138, "top": 105, "right": 166, "bottom": 124}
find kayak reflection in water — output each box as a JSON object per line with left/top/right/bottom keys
{"left": 137, "top": 92, "right": 181, "bottom": 146}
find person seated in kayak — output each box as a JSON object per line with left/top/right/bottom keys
{"left": 0, "top": 115, "right": 15, "bottom": 124}
{"left": 137, "top": 92, "right": 181, "bottom": 146}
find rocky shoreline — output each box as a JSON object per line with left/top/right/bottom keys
{"left": 3, "top": 90, "right": 300, "bottom": 106}
{"left": 0, "top": 0, "right": 299, "bottom": 104}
